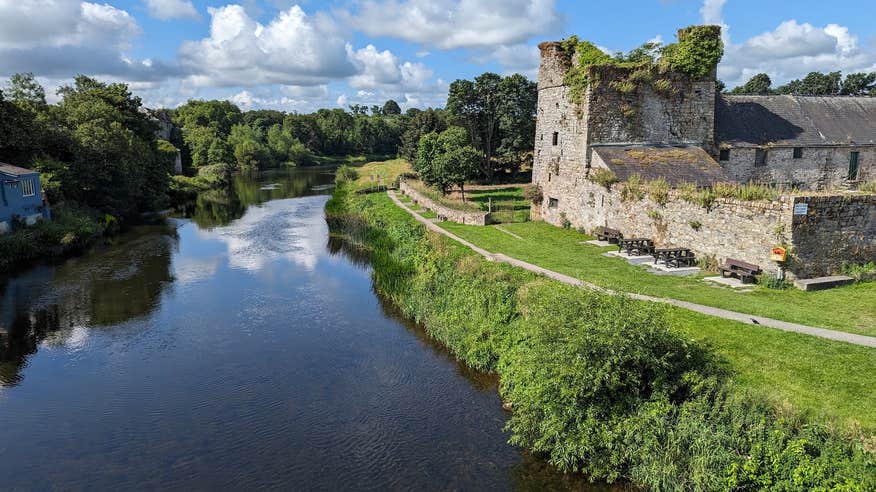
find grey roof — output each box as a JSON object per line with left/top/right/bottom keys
{"left": 0, "top": 163, "right": 36, "bottom": 177}
{"left": 592, "top": 145, "right": 728, "bottom": 186}
{"left": 716, "top": 95, "right": 876, "bottom": 146}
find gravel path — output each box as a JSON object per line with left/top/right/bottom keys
{"left": 388, "top": 191, "right": 876, "bottom": 348}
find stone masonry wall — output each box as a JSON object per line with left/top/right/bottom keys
{"left": 533, "top": 42, "right": 590, "bottom": 229}
{"left": 586, "top": 67, "right": 717, "bottom": 150}
{"left": 551, "top": 179, "right": 793, "bottom": 275}
{"left": 399, "top": 181, "right": 489, "bottom": 226}
{"left": 790, "top": 194, "right": 876, "bottom": 277}
{"left": 722, "top": 146, "right": 876, "bottom": 191}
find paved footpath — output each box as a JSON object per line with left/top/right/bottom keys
{"left": 388, "top": 191, "right": 876, "bottom": 349}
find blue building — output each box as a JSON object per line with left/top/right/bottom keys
{"left": 0, "top": 163, "right": 50, "bottom": 233}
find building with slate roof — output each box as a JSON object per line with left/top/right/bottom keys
{"left": 716, "top": 95, "right": 876, "bottom": 189}
{"left": 530, "top": 29, "right": 874, "bottom": 277}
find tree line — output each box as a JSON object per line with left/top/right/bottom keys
{"left": 724, "top": 71, "right": 876, "bottom": 96}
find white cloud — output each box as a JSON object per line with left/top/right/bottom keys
{"left": 336, "top": 94, "right": 348, "bottom": 107}
{"left": 477, "top": 43, "right": 539, "bottom": 78}
{"left": 178, "top": 4, "right": 356, "bottom": 88}
{"left": 346, "top": 0, "right": 562, "bottom": 50}
{"left": 347, "top": 44, "right": 403, "bottom": 89}
{"left": 700, "top": 1, "right": 876, "bottom": 87}
{"left": 143, "top": 0, "right": 200, "bottom": 21}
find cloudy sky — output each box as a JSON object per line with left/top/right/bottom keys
{"left": 1, "top": 0, "right": 874, "bottom": 111}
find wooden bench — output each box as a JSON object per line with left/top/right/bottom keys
{"left": 594, "top": 226, "right": 623, "bottom": 244}
{"left": 652, "top": 248, "right": 697, "bottom": 268}
{"left": 719, "top": 258, "right": 761, "bottom": 284}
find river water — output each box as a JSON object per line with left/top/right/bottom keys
{"left": 0, "top": 167, "right": 605, "bottom": 491}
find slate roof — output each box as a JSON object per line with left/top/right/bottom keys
{"left": 716, "top": 95, "right": 876, "bottom": 146}
{"left": 0, "top": 163, "right": 37, "bottom": 177}
{"left": 592, "top": 145, "right": 729, "bottom": 186}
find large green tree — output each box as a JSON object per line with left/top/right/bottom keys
{"left": 414, "top": 127, "right": 480, "bottom": 200}
{"left": 56, "top": 76, "right": 170, "bottom": 218}
{"left": 729, "top": 73, "right": 773, "bottom": 95}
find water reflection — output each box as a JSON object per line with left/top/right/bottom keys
{"left": 177, "top": 167, "right": 336, "bottom": 229}
{"left": 0, "top": 224, "right": 177, "bottom": 386}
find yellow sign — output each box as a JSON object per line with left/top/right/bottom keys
{"left": 770, "top": 247, "right": 787, "bottom": 262}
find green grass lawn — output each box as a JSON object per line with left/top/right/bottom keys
{"left": 437, "top": 220, "right": 876, "bottom": 336}
{"left": 670, "top": 309, "right": 876, "bottom": 430}
{"left": 372, "top": 193, "right": 876, "bottom": 431}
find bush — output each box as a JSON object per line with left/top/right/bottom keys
{"left": 842, "top": 262, "right": 876, "bottom": 282}
{"left": 588, "top": 168, "right": 619, "bottom": 190}
{"left": 620, "top": 174, "right": 645, "bottom": 202}
{"left": 335, "top": 165, "right": 360, "bottom": 184}
{"left": 647, "top": 177, "right": 670, "bottom": 206}
{"left": 523, "top": 184, "right": 543, "bottom": 204}
{"left": 0, "top": 206, "right": 108, "bottom": 271}
{"left": 859, "top": 181, "right": 876, "bottom": 193}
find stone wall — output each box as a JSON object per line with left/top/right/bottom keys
{"left": 722, "top": 146, "right": 876, "bottom": 190}
{"left": 790, "top": 194, "right": 876, "bottom": 277}
{"left": 586, "top": 66, "right": 717, "bottom": 149}
{"left": 532, "top": 42, "right": 590, "bottom": 231}
{"left": 398, "top": 181, "right": 489, "bottom": 226}
{"left": 540, "top": 177, "right": 876, "bottom": 278}
{"left": 547, "top": 179, "right": 793, "bottom": 275}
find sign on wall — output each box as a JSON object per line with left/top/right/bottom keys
{"left": 793, "top": 203, "right": 809, "bottom": 215}
{"left": 770, "top": 247, "right": 787, "bottom": 262}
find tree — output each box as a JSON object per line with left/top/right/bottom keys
{"left": 841, "top": 72, "right": 876, "bottom": 96}
{"left": 7, "top": 72, "right": 46, "bottom": 110}
{"left": 435, "top": 128, "right": 480, "bottom": 203}
{"left": 775, "top": 71, "right": 841, "bottom": 96}
{"left": 382, "top": 99, "right": 402, "bottom": 115}
{"left": 729, "top": 73, "right": 772, "bottom": 95}
{"left": 399, "top": 108, "right": 448, "bottom": 162}
{"left": 447, "top": 73, "right": 502, "bottom": 181}
{"left": 414, "top": 127, "right": 479, "bottom": 200}
{"left": 497, "top": 74, "right": 537, "bottom": 172}
{"left": 55, "top": 76, "right": 169, "bottom": 218}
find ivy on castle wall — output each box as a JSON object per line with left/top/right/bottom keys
{"left": 559, "top": 25, "right": 724, "bottom": 106}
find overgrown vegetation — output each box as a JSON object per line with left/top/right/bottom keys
{"left": 587, "top": 168, "right": 619, "bottom": 190}
{"left": 620, "top": 174, "right": 645, "bottom": 202}
{"left": 0, "top": 206, "right": 111, "bottom": 271}
{"left": 842, "top": 262, "right": 876, "bottom": 282}
{"left": 560, "top": 25, "right": 724, "bottom": 104}
{"left": 326, "top": 186, "right": 875, "bottom": 490}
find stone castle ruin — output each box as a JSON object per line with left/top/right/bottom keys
{"left": 532, "top": 26, "right": 875, "bottom": 278}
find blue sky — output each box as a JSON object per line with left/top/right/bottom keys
{"left": 1, "top": 0, "right": 874, "bottom": 111}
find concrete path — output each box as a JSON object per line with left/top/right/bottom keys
{"left": 388, "top": 191, "right": 876, "bottom": 349}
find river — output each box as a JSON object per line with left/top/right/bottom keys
{"left": 0, "top": 167, "right": 607, "bottom": 491}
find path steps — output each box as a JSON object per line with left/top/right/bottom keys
{"left": 387, "top": 191, "right": 876, "bottom": 349}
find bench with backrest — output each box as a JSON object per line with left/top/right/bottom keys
{"left": 594, "top": 226, "right": 623, "bottom": 244}
{"left": 719, "top": 258, "right": 761, "bottom": 283}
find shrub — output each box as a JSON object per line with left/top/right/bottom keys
{"left": 587, "top": 168, "right": 619, "bottom": 190}
{"left": 335, "top": 165, "right": 360, "bottom": 184}
{"left": 841, "top": 262, "right": 876, "bottom": 282}
{"left": 647, "top": 177, "right": 670, "bottom": 206}
{"left": 677, "top": 182, "right": 698, "bottom": 202}
{"left": 761, "top": 273, "right": 791, "bottom": 290}
{"left": 697, "top": 254, "right": 718, "bottom": 271}
{"left": 523, "top": 184, "right": 543, "bottom": 204}
{"left": 858, "top": 180, "right": 876, "bottom": 193}
{"left": 560, "top": 212, "right": 571, "bottom": 229}
{"left": 501, "top": 282, "right": 713, "bottom": 477}
{"left": 0, "top": 206, "right": 108, "bottom": 271}
{"left": 688, "top": 219, "right": 702, "bottom": 231}
{"left": 620, "top": 174, "right": 645, "bottom": 202}
{"left": 646, "top": 209, "right": 662, "bottom": 221}
{"left": 695, "top": 188, "right": 717, "bottom": 210}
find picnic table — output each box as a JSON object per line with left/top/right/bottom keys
{"left": 594, "top": 226, "right": 623, "bottom": 244}
{"left": 652, "top": 248, "right": 697, "bottom": 268}
{"left": 719, "top": 258, "right": 761, "bottom": 283}
{"left": 617, "top": 237, "right": 655, "bottom": 256}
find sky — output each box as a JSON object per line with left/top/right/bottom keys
{"left": 1, "top": 0, "right": 875, "bottom": 112}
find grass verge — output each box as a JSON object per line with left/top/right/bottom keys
{"left": 326, "top": 186, "right": 875, "bottom": 490}
{"left": 437, "top": 221, "right": 876, "bottom": 336}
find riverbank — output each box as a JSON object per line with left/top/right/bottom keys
{"left": 326, "top": 181, "right": 875, "bottom": 489}
{"left": 0, "top": 205, "right": 113, "bottom": 272}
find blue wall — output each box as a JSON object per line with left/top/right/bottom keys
{"left": 1, "top": 172, "right": 45, "bottom": 226}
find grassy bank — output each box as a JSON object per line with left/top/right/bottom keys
{"left": 438, "top": 221, "right": 876, "bottom": 336}
{"left": 326, "top": 182, "right": 874, "bottom": 490}
{"left": 0, "top": 206, "right": 112, "bottom": 272}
